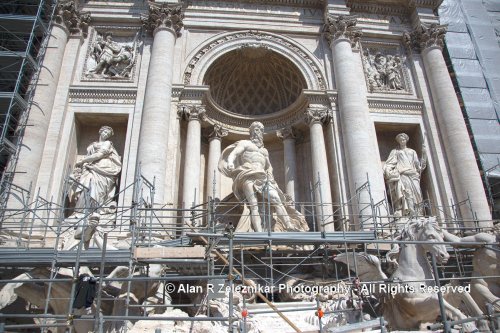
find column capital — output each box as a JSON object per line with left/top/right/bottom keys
{"left": 177, "top": 104, "right": 206, "bottom": 122}
{"left": 403, "top": 23, "right": 447, "bottom": 53}
{"left": 305, "top": 107, "right": 331, "bottom": 126}
{"left": 277, "top": 127, "right": 297, "bottom": 141}
{"left": 54, "top": 0, "right": 91, "bottom": 38}
{"left": 323, "top": 14, "right": 362, "bottom": 47}
{"left": 207, "top": 124, "right": 228, "bottom": 141}
{"left": 142, "top": 3, "right": 184, "bottom": 37}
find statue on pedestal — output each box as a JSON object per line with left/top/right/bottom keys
{"left": 383, "top": 133, "right": 427, "bottom": 217}
{"left": 218, "top": 122, "right": 308, "bottom": 232}
{"left": 65, "top": 126, "right": 121, "bottom": 249}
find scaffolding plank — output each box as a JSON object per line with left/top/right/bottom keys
{"left": 134, "top": 246, "right": 205, "bottom": 259}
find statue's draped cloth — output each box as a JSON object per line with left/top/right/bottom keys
{"left": 75, "top": 141, "right": 122, "bottom": 208}
{"left": 219, "top": 142, "right": 309, "bottom": 232}
{"left": 384, "top": 148, "right": 423, "bottom": 214}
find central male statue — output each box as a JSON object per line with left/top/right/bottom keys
{"left": 218, "top": 122, "right": 308, "bottom": 232}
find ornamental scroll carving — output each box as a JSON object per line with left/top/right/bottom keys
{"left": 362, "top": 47, "right": 408, "bottom": 93}
{"left": 177, "top": 104, "right": 207, "bottom": 121}
{"left": 54, "top": 0, "right": 91, "bottom": 37}
{"left": 84, "top": 30, "right": 140, "bottom": 80}
{"left": 305, "top": 108, "right": 331, "bottom": 126}
{"left": 323, "top": 15, "right": 362, "bottom": 47}
{"left": 403, "top": 23, "right": 447, "bottom": 52}
{"left": 141, "top": 4, "right": 184, "bottom": 36}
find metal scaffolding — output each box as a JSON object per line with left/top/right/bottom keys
{"left": 0, "top": 171, "right": 497, "bottom": 333}
{"left": 0, "top": 0, "right": 56, "bottom": 215}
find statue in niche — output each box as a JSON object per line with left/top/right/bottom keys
{"left": 383, "top": 133, "right": 427, "bottom": 217}
{"left": 218, "top": 122, "right": 308, "bottom": 232}
{"left": 363, "top": 49, "right": 404, "bottom": 92}
{"left": 65, "top": 126, "right": 122, "bottom": 249}
{"left": 86, "top": 32, "right": 138, "bottom": 79}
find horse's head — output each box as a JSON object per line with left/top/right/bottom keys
{"left": 400, "top": 217, "right": 449, "bottom": 264}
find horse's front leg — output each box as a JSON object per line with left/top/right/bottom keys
{"left": 444, "top": 289, "right": 488, "bottom": 331}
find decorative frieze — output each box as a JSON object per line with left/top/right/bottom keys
{"left": 361, "top": 43, "right": 410, "bottom": 94}
{"left": 403, "top": 23, "right": 447, "bottom": 52}
{"left": 141, "top": 4, "right": 184, "bottom": 36}
{"left": 323, "top": 15, "right": 362, "bottom": 47}
{"left": 368, "top": 98, "right": 423, "bottom": 115}
{"left": 83, "top": 28, "right": 140, "bottom": 81}
{"left": 68, "top": 88, "right": 137, "bottom": 104}
{"left": 54, "top": 0, "right": 91, "bottom": 37}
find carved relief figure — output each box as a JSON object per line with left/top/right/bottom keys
{"left": 86, "top": 32, "right": 138, "bottom": 79}
{"left": 218, "top": 122, "right": 308, "bottom": 232}
{"left": 363, "top": 49, "right": 405, "bottom": 92}
{"left": 383, "top": 133, "right": 427, "bottom": 217}
{"left": 70, "top": 126, "right": 122, "bottom": 216}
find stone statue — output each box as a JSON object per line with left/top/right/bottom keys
{"left": 218, "top": 122, "right": 308, "bottom": 232}
{"left": 86, "top": 32, "right": 138, "bottom": 79}
{"left": 383, "top": 133, "right": 427, "bottom": 217}
{"left": 71, "top": 126, "right": 122, "bottom": 214}
{"left": 443, "top": 226, "right": 499, "bottom": 313}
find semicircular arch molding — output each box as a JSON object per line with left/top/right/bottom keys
{"left": 183, "top": 30, "right": 327, "bottom": 91}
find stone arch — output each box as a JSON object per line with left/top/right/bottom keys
{"left": 183, "top": 30, "right": 326, "bottom": 91}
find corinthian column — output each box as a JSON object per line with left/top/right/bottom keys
{"left": 179, "top": 105, "right": 205, "bottom": 225}
{"left": 206, "top": 125, "right": 228, "bottom": 202}
{"left": 277, "top": 127, "right": 299, "bottom": 202}
{"left": 324, "top": 15, "right": 387, "bottom": 229}
{"left": 305, "top": 108, "right": 335, "bottom": 232}
{"left": 13, "top": 1, "right": 90, "bottom": 195}
{"left": 408, "top": 24, "right": 492, "bottom": 227}
{"left": 138, "top": 4, "right": 184, "bottom": 205}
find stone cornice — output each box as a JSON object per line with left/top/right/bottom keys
{"left": 141, "top": 3, "right": 184, "bottom": 37}
{"left": 54, "top": 0, "right": 91, "bottom": 37}
{"left": 348, "top": 1, "right": 409, "bottom": 17}
{"left": 408, "top": 0, "right": 443, "bottom": 10}
{"left": 186, "top": 0, "right": 323, "bottom": 8}
{"left": 323, "top": 14, "right": 362, "bottom": 47}
{"left": 403, "top": 23, "right": 447, "bottom": 52}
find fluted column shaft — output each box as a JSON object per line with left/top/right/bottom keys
{"left": 324, "top": 15, "right": 387, "bottom": 229}
{"left": 138, "top": 4, "right": 184, "bottom": 205}
{"left": 421, "top": 44, "right": 491, "bottom": 226}
{"left": 277, "top": 127, "right": 299, "bottom": 202}
{"left": 13, "top": 24, "right": 69, "bottom": 193}
{"left": 179, "top": 106, "right": 205, "bottom": 225}
{"left": 137, "top": 27, "right": 175, "bottom": 204}
{"left": 306, "top": 109, "right": 334, "bottom": 232}
{"left": 206, "top": 125, "right": 227, "bottom": 201}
